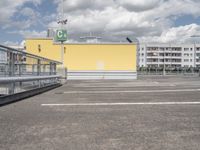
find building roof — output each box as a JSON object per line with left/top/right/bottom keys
{"left": 25, "top": 37, "right": 137, "bottom": 45}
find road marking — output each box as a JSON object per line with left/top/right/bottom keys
{"left": 41, "top": 102, "right": 200, "bottom": 106}
{"left": 72, "top": 84, "right": 176, "bottom": 88}
{"left": 62, "top": 89, "right": 200, "bottom": 94}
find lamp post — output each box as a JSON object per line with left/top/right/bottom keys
{"left": 56, "top": 0, "right": 68, "bottom": 78}
{"left": 163, "top": 48, "right": 166, "bottom": 76}
{"left": 126, "top": 37, "right": 140, "bottom": 74}
{"left": 191, "top": 35, "right": 200, "bottom": 74}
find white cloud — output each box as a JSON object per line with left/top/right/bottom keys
{"left": 3, "top": 41, "right": 20, "bottom": 46}
{"left": 53, "top": 0, "right": 200, "bottom": 43}
{"left": 57, "top": 0, "right": 114, "bottom": 12}
{"left": 8, "top": 30, "right": 47, "bottom": 38}
{"left": 116, "top": 0, "right": 163, "bottom": 12}
{"left": 1, "top": 0, "right": 200, "bottom": 44}
{"left": 0, "top": 0, "right": 42, "bottom": 24}
{"left": 139, "top": 24, "right": 200, "bottom": 43}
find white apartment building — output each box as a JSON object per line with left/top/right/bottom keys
{"left": 138, "top": 43, "right": 200, "bottom": 68}
{"left": 0, "top": 50, "right": 7, "bottom": 64}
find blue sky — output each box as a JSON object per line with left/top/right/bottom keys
{"left": 1, "top": 0, "right": 200, "bottom": 45}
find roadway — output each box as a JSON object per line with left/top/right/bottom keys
{"left": 0, "top": 76, "right": 200, "bottom": 150}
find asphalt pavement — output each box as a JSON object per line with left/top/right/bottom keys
{"left": 0, "top": 76, "right": 200, "bottom": 150}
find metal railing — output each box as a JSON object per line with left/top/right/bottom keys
{"left": 0, "top": 44, "right": 61, "bottom": 96}
{"left": 137, "top": 67, "right": 200, "bottom": 76}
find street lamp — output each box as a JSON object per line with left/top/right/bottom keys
{"left": 190, "top": 35, "right": 200, "bottom": 72}
{"left": 56, "top": 0, "right": 68, "bottom": 78}
{"left": 126, "top": 37, "right": 140, "bottom": 73}
{"left": 163, "top": 48, "right": 166, "bottom": 76}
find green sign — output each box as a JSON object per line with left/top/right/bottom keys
{"left": 55, "top": 30, "right": 67, "bottom": 42}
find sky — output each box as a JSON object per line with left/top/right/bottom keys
{"left": 1, "top": 0, "right": 200, "bottom": 45}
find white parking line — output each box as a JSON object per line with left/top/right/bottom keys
{"left": 41, "top": 102, "right": 200, "bottom": 106}
{"left": 62, "top": 89, "right": 200, "bottom": 94}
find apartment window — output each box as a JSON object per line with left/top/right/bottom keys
{"left": 190, "top": 59, "right": 193, "bottom": 62}
{"left": 184, "top": 53, "right": 189, "bottom": 57}
{"left": 141, "top": 53, "right": 144, "bottom": 56}
{"left": 142, "top": 48, "right": 144, "bottom": 51}
{"left": 160, "top": 48, "right": 164, "bottom": 51}
{"left": 190, "top": 53, "right": 193, "bottom": 57}
{"left": 184, "top": 48, "right": 189, "bottom": 51}
{"left": 190, "top": 48, "right": 193, "bottom": 51}
{"left": 38, "top": 44, "right": 41, "bottom": 52}
{"left": 184, "top": 59, "right": 189, "bottom": 62}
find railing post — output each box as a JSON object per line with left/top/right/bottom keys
{"left": 8, "top": 51, "right": 15, "bottom": 94}
{"left": 49, "top": 62, "right": 53, "bottom": 75}
{"left": 37, "top": 59, "right": 41, "bottom": 76}
{"left": 19, "top": 59, "right": 22, "bottom": 89}
{"left": 37, "top": 59, "right": 41, "bottom": 87}
{"left": 43, "top": 64, "right": 46, "bottom": 75}
{"left": 53, "top": 63, "right": 56, "bottom": 75}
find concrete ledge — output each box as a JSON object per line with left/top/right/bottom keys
{"left": 67, "top": 71, "right": 137, "bottom": 80}
{"left": 0, "top": 83, "right": 62, "bottom": 107}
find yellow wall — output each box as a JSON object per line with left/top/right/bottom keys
{"left": 26, "top": 39, "right": 61, "bottom": 62}
{"left": 26, "top": 39, "right": 137, "bottom": 71}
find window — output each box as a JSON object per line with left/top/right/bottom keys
{"left": 190, "top": 48, "right": 193, "bottom": 51}
{"left": 184, "top": 59, "right": 189, "bottom": 62}
{"left": 184, "top": 48, "right": 189, "bottom": 51}
{"left": 190, "top": 59, "right": 193, "bottom": 62}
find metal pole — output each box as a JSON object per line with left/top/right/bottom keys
{"left": 163, "top": 48, "right": 166, "bottom": 76}
{"left": 37, "top": 59, "right": 41, "bottom": 87}
{"left": 193, "top": 42, "right": 196, "bottom": 74}
{"left": 60, "top": 0, "right": 65, "bottom": 78}
{"left": 8, "top": 51, "right": 15, "bottom": 94}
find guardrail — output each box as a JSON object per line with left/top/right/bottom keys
{"left": 0, "top": 44, "right": 62, "bottom": 98}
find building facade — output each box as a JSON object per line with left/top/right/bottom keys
{"left": 25, "top": 38, "right": 137, "bottom": 79}
{"left": 138, "top": 43, "right": 200, "bottom": 68}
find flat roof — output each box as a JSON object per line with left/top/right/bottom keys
{"left": 25, "top": 38, "right": 137, "bottom": 45}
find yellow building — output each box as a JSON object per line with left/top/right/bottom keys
{"left": 25, "top": 38, "right": 137, "bottom": 79}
